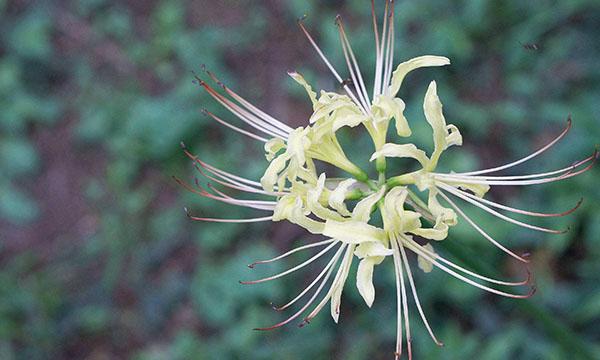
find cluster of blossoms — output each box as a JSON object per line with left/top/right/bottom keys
{"left": 177, "top": 2, "right": 594, "bottom": 358}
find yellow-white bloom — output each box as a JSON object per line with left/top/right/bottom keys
{"left": 177, "top": 1, "right": 594, "bottom": 359}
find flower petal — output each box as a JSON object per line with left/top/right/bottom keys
{"left": 288, "top": 71, "right": 318, "bottom": 108}
{"left": 356, "top": 257, "right": 378, "bottom": 307}
{"left": 370, "top": 143, "right": 430, "bottom": 168}
{"left": 388, "top": 56, "right": 450, "bottom": 97}
{"left": 323, "top": 220, "right": 386, "bottom": 244}
{"left": 417, "top": 243, "right": 436, "bottom": 273}
{"left": 352, "top": 186, "right": 386, "bottom": 222}
{"left": 423, "top": 81, "right": 462, "bottom": 170}
{"left": 328, "top": 178, "right": 357, "bottom": 217}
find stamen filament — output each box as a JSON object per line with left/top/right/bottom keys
{"left": 438, "top": 185, "right": 582, "bottom": 218}
{"left": 202, "top": 109, "right": 268, "bottom": 142}
{"left": 240, "top": 241, "right": 338, "bottom": 285}
{"left": 249, "top": 239, "right": 336, "bottom": 268}
{"left": 398, "top": 242, "right": 444, "bottom": 346}
{"left": 435, "top": 154, "right": 595, "bottom": 186}
{"left": 336, "top": 16, "right": 372, "bottom": 111}
{"left": 403, "top": 234, "right": 535, "bottom": 298}
{"left": 437, "top": 191, "right": 530, "bottom": 263}
{"left": 203, "top": 69, "right": 294, "bottom": 134}
{"left": 433, "top": 152, "right": 595, "bottom": 181}
{"left": 184, "top": 209, "right": 273, "bottom": 223}
{"left": 297, "top": 18, "right": 368, "bottom": 115}
{"left": 406, "top": 235, "right": 529, "bottom": 286}
{"left": 439, "top": 184, "right": 566, "bottom": 234}
{"left": 452, "top": 117, "right": 572, "bottom": 176}
{"left": 196, "top": 78, "right": 289, "bottom": 138}
{"left": 390, "top": 234, "right": 404, "bottom": 360}
{"left": 302, "top": 244, "right": 354, "bottom": 323}
{"left": 382, "top": 0, "right": 395, "bottom": 95}
{"left": 273, "top": 243, "right": 345, "bottom": 312}
{"left": 253, "top": 250, "right": 340, "bottom": 331}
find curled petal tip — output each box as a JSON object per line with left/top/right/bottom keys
{"left": 298, "top": 319, "right": 309, "bottom": 328}
{"left": 247, "top": 264, "right": 254, "bottom": 269}
{"left": 566, "top": 113, "right": 572, "bottom": 125}
{"left": 437, "top": 341, "right": 445, "bottom": 347}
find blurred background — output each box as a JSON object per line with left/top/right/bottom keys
{"left": 1, "top": 0, "right": 599, "bottom": 359}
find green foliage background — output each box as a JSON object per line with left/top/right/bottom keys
{"left": 0, "top": 0, "right": 599, "bottom": 359}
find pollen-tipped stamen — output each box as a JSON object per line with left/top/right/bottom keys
{"left": 297, "top": 17, "right": 368, "bottom": 115}
{"left": 436, "top": 150, "right": 596, "bottom": 186}
{"left": 273, "top": 244, "right": 345, "bottom": 312}
{"left": 184, "top": 208, "right": 273, "bottom": 223}
{"left": 404, "top": 236, "right": 535, "bottom": 299}
{"left": 195, "top": 77, "right": 289, "bottom": 139}
{"left": 439, "top": 184, "right": 567, "bottom": 234}
{"left": 408, "top": 236, "right": 530, "bottom": 286}
{"left": 253, "top": 250, "right": 340, "bottom": 331}
{"left": 437, "top": 191, "right": 530, "bottom": 263}
{"left": 240, "top": 241, "right": 338, "bottom": 285}
{"left": 335, "top": 15, "right": 372, "bottom": 111}
{"left": 433, "top": 151, "right": 595, "bottom": 182}
{"left": 437, "top": 183, "right": 582, "bottom": 218}
{"left": 452, "top": 116, "right": 572, "bottom": 176}
{"left": 203, "top": 69, "right": 293, "bottom": 134}
{"left": 248, "top": 239, "right": 336, "bottom": 268}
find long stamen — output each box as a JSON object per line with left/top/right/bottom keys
{"left": 248, "top": 239, "right": 336, "bottom": 268}
{"left": 433, "top": 152, "right": 595, "bottom": 181}
{"left": 383, "top": 0, "right": 395, "bottom": 94}
{"left": 395, "top": 237, "right": 413, "bottom": 360}
{"left": 204, "top": 184, "right": 277, "bottom": 210}
{"left": 174, "top": 176, "right": 273, "bottom": 211}
{"left": 240, "top": 241, "right": 338, "bottom": 285}
{"left": 371, "top": 0, "right": 382, "bottom": 97}
{"left": 184, "top": 208, "right": 273, "bottom": 223}
{"left": 403, "top": 235, "right": 536, "bottom": 298}
{"left": 203, "top": 69, "right": 294, "bottom": 134}
{"left": 336, "top": 16, "right": 372, "bottom": 110}
{"left": 377, "top": 0, "right": 389, "bottom": 96}
{"left": 439, "top": 184, "right": 567, "bottom": 234}
{"left": 436, "top": 152, "right": 596, "bottom": 186}
{"left": 398, "top": 242, "right": 444, "bottom": 347}
{"left": 202, "top": 109, "right": 268, "bottom": 142}
{"left": 195, "top": 77, "right": 289, "bottom": 138}
{"left": 273, "top": 243, "right": 344, "bottom": 312}
{"left": 405, "top": 236, "right": 529, "bottom": 286}
{"left": 192, "top": 162, "right": 279, "bottom": 196}
{"left": 439, "top": 184, "right": 582, "bottom": 218}
{"left": 297, "top": 18, "right": 368, "bottom": 115}
{"left": 180, "top": 143, "right": 266, "bottom": 189}
{"left": 437, "top": 191, "right": 530, "bottom": 263}
{"left": 391, "top": 235, "right": 403, "bottom": 359}
{"left": 253, "top": 249, "right": 341, "bottom": 331}
{"left": 452, "top": 117, "right": 572, "bottom": 176}
{"left": 301, "top": 244, "right": 354, "bottom": 324}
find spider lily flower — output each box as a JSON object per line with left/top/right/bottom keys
{"left": 177, "top": 1, "right": 594, "bottom": 358}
